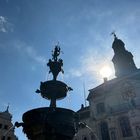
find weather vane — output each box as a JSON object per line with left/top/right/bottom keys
{"left": 111, "top": 31, "right": 117, "bottom": 39}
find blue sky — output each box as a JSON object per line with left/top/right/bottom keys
{"left": 0, "top": 0, "right": 140, "bottom": 139}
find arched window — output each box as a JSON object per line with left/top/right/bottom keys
{"left": 100, "top": 121, "right": 110, "bottom": 140}
{"left": 119, "top": 116, "right": 132, "bottom": 137}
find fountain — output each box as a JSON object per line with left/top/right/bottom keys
{"left": 15, "top": 45, "right": 78, "bottom": 140}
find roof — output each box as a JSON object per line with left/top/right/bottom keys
{"left": 0, "top": 106, "right": 12, "bottom": 120}
{"left": 77, "top": 106, "right": 89, "bottom": 113}
{"left": 77, "top": 105, "right": 90, "bottom": 120}
{"left": 87, "top": 69, "right": 140, "bottom": 100}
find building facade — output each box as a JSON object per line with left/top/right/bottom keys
{"left": 74, "top": 35, "right": 140, "bottom": 140}
{"left": 0, "top": 107, "right": 17, "bottom": 140}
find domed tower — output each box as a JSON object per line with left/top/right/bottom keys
{"left": 112, "top": 33, "right": 138, "bottom": 77}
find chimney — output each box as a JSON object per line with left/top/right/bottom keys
{"left": 103, "top": 77, "right": 108, "bottom": 83}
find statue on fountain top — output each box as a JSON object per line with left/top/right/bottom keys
{"left": 52, "top": 45, "right": 61, "bottom": 61}
{"left": 47, "top": 45, "right": 64, "bottom": 81}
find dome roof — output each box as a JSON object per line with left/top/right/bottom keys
{"left": 112, "top": 37, "right": 125, "bottom": 50}
{"left": 0, "top": 106, "right": 12, "bottom": 120}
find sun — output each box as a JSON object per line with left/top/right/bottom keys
{"left": 100, "top": 66, "right": 113, "bottom": 78}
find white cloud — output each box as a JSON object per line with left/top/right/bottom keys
{"left": 68, "top": 69, "right": 83, "bottom": 77}
{"left": 67, "top": 43, "right": 115, "bottom": 85}
{"left": 0, "top": 16, "right": 7, "bottom": 32}
{"left": 14, "top": 40, "right": 46, "bottom": 65}
{"left": 0, "top": 16, "right": 13, "bottom": 33}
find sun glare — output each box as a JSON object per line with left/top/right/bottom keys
{"left": 100, "top": 66, "right": 113, "bottom": 78}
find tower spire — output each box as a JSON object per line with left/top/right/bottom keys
{"left": 6, "top": 104, "right": 9, "bottom": 112}
{"left": 112, "top": 34, "right": 137, "bottom": 77}
{"left": 4, "top": 103, "right": 10, "bottom": 113}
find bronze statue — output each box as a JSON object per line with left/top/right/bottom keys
{"left": 47, "top": 46, "right": 64, "bottom": 81}
{"left": 52, "top": 45, "right": 61, "bottom": 61}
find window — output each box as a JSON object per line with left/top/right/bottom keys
{"left": 96, "top": 103, "right": 105, "bottom": 114}
{"left": 83, "top": 137, "right": 87, "bottom": 140}
{"left": 7, "top": 137, "right": 11, "bottom": 140}
{"left": 119, "top": 116, "right": 133, "bottom": 137}
{"left": 4, "top": 125, "right": 8, "bottom": 130}
{"left": 2, "top": 136, "right": 5, "bottom": 140}
{"left": 100, "top": 121, "right": 110, "bottom": 140}
{"left": 0, "top": 123, "right": 2, "bottom": 129}
{"left": 82, "top": 135, "right": 88, "bottom": 140}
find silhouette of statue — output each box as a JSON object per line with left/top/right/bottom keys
{"left": 52, "top": 45, "right": 60, "bottom": 61}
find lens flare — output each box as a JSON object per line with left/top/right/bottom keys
{"left": 100, "top": 66, "right": 113, "bottom": 78}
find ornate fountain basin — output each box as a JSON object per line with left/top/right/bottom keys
{"left": 22, "top": 107, "right": 77, "bottom": 140}
{"left": 39, "top": 80, "right": 69, "bottom": 100}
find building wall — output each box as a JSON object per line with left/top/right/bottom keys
{"left": 75, "top": 72, "right": 140, "bottom": 140}
{"left": 89, "top": 74, "right": 140, "bottom": 140}
{"left": 0, "top": 110, "right": 17, "bottom": 140}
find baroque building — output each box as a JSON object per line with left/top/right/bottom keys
{"left": 74, "top": 35, "right": 140, "bottom": 140}
{"left": 0, "top": 107, "right": 17, "bottom": 140}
